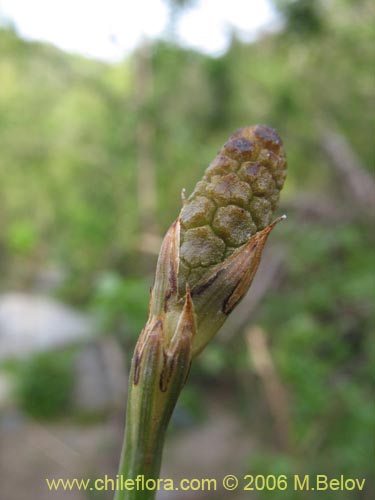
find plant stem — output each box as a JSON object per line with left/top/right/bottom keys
{"left": 114, "top": 364, "right": 167, "bottom": 500}
{"left": 114, "top": 125, "right": 287, "bottom": 499}
{"left": 114, "top": 291, "right": 194, "bottom": 500}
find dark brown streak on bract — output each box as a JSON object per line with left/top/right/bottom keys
{"left": 222, "top": 279, "right": 247, "bottom": 315}
{"left": 133, "top": 348, "right": 143, "bottom": 386}
{"left": 191, "top": 268, "right": 224, "bottom": 298}
{"left": 221, "top": 277, "right": 242, "bottom": 316}
{"left": 222, "top": 238, "right": 262, "bottom": 315}
{"left": 164, "top": 264, "right": 177, "bottom": 312}
{"left": 160, "top": 353, "right": 175, "bottom": 392}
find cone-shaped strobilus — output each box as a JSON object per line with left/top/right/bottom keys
{"left": 115, "top": 125, "right": 287, "bottom": 500}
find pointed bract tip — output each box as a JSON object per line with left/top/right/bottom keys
{"left": 262, "top": 214, "right": 287, "bottom": 236}
{"left": 181, "top": 188, "right": 187, "bottom": 206}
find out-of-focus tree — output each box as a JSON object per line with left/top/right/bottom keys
{"left": 273, "top": 0, "right": 324, "bottom": 35}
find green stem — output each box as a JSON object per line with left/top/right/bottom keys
{"left": 114, "top": 311, "right": 193, "bottom": 500}
{"left": 114, "top": 370, "right": 168, "bottom": 500}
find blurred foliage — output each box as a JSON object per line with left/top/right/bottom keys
{"left": 91, "top": 272, "right": 150, "bottom": 345}
{"left": 0, "top": 0, "right": 374, "bottom": 491}
{"left": 1, "top": 0, "right": 373, "bottom": 296}
{"left": 247, "top": 219, "right": 374, "bottom": 497}
{"left": 16, "top": 350, "right": 75, "bottom": 420}
{"left": 275, "top": 0, "right": 325, "bottom": 35}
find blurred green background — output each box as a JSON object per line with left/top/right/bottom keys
{"left": 0, "top": 1, "right": 374, "bottom": 499}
